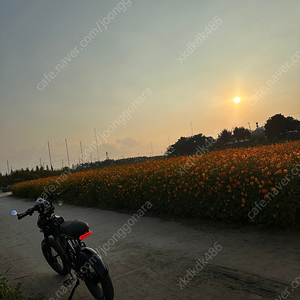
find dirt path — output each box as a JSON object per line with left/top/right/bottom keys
{"left": 1, "top": 193, "right": 300, "bottom": 299}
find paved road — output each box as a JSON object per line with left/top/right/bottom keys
{"left": 1, "top": 192, "right": 300, "bottom": 300}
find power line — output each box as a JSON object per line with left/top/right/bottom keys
{"left": 286, "top": 111, "right": 300, "bottom": 116}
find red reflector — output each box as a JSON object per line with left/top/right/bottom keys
{"left": 79, "top": 231, "right": 92, "bottom": 240}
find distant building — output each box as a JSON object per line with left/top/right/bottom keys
{"left": 251, "top": 126, "right": 265, "bottom": 135}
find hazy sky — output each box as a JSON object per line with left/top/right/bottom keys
{"left": 0, "top": 0, "right": 299, "bottom": 172}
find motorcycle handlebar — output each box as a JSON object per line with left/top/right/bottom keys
{"left": 16, "top": 189, "right": 70, "bottom": 219}
{"left": 17, "top": 207, "right": 36, "bottom": 220}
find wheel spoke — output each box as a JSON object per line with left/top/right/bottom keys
{"left": 42, "top": 238, "right": 70, "bottom": 275}
{"left": 50, "top": 248, "right": 63, "bottom": 267}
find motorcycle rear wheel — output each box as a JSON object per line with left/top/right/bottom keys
{"left": 85, "top": 274, "right": 114, "bottom": 300}
{"left": 41, "top": 237, "right": 70, "bottom": 276}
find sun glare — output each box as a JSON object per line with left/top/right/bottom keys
{"left": 234, "top": 97, "right": 241, "bottom": 103}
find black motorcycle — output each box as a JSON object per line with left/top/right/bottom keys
{"left": 10, "top": 189, "right": 114, "bottom": 300}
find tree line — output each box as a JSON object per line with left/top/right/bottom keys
{"left": 0, "top": 156, "right": 156, "bottom": 187}
{"left": 1, "top": 113, "right": 299, "bottom": 188}
{"left": 165, "top": 113, "right": 300, "bottom": 156}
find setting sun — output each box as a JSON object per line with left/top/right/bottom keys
{"left": 234, "top": 97, "right": 241, "bottom": 103}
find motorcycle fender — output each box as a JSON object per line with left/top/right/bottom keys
{"left": 78, "top": 247, "right": 108, "bottom": 279}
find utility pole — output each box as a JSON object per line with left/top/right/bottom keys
{"left": 248, "top": 122, "right": 251, "bottom": 131}
{"left": 150, "top": 141, "right": 153, "bottom": 156}
{"left": 39, "top": 158, "right": 42, "bottom": 167}
{"left": 94, "top": 128, "right": 100, "bottom": 161}
{"left": 80, "top": 141, "right": 83, "bottom": 164}
{"left": 190, "top": 122, "right": 193, "bottom": 136}
{"left": 7, "top": 161, "right": 9, "bottom": 174}
{"left": 65, "top": 139, "right": 70, "bottom": 167}
{"left": 47, "top": 142, "right": 52, "bottom": 169}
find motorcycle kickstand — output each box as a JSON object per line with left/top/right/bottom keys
{"left": 67, "top": 278, "right": 80, "bottom": 300}
{"left": 63, "top": 273, "right": 80, "bottom": 300}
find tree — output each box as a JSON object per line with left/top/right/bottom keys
{"left": 286, "top": 116, "right": 300, "bottom": 132}
{"left": 166, "top": 133, "right": 214, "bottom": 156}
{"left": 35, "top": 165, "right": 40, "bottom": 172}
{"left": 264, "top": 114, "right": 300, "bottom": 141}
{"left": 233, "top": 127, "right": 251, "bottom": 142}
{"left": 218, "top": 129, "right": 232, "bottom": 144}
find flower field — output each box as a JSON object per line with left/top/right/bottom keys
{"left": 11, "top": 141, "right": 300, "bottom": 226}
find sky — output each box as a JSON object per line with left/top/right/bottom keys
{"left": 0, "top": 0, "right": 299, "bottom": 172}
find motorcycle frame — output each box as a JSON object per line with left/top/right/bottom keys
{"left": 38, "top": 208, "right": 108, "bottom": 281}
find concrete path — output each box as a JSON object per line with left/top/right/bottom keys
{"left": 1, "top": 192, "right": 300, "bottom": 300}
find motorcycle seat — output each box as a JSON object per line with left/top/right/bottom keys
{"left": 59, "top": 220, "right": 89, "bottom": 238}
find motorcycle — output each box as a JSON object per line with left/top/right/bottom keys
{"left": 10, "top": 189, "right": 114, "bottom": 300}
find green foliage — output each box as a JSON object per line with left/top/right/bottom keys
{"left": 165, "top": 134, "right": 214, "bottom": 156}
{"left": 0, "top": 168, "right": 63, "bottom": 187}
{"left": 233, "top": 127, "right": 251, "bottom": 141}
{"left": 218, "top": 129, "right": 232, "bottom": 144}
{"left": 265, "top": 114, "right": 300, "bottom": 141}
{"left": 0, "top": 276, "right": 44, "bottom": 300}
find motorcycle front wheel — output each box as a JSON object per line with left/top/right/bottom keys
{"left": 41, "top": 237, "right": 70, "bottom": 276}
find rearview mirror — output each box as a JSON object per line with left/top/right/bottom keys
{"left": 10, "top": 209, "right": 18, "bottom": 216}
